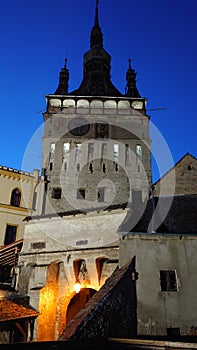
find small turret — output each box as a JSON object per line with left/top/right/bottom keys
{"left": 54, "top": 58, "right": 69, "bottom": 95}
{"left": 125, "top": 58, "right": 141, "bottom": 98}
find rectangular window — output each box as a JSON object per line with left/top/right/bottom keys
{"left": 136, "top": 144, "right": 142, "bottom": 159}
{"left": 63, "top": 143, "right": 70, "bottom": 170}
{"left": 49, "top": 143, "right": 55, "bottom": 160}
{"left": 51, "top": 187, "right": 62, "bottom": 199}
{"left": 77, "top": 189, "right": 85, "bottom": 200}
{"left": 160, "top": 270, "right": 177, "bottom": 292}
{"left": 167, "top": 328, "right": 180, "bottom": 338}
{"left": 63, "top": 143, "right": 70, "bottom": 157}
{"left": 75, "top": 143, "right": 82, "bottom": 160}
{"left": 125, "top": 144, "right": 129, "bottom": 165}
{"left": 101, "top": 143, "right": 107, "bottom": 160}
{"left": 4, "top": 225, "right": 17, "bottom": 245}
{"left": 98, "top": 188, "right": 105, "bottom": 202}
{"left": 114, "top": 144, "right": 119, "bottom": 162}
{"left": 88, "top": 143, "right": 94, "bottom": 161}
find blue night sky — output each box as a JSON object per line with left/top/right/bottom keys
{"left": 0, "top": 0, "right": 196, "bottom": 182}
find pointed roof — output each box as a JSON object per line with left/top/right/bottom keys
{"left": 53, "top": 2, "right": 142, "bottom": 99}
{"left": 90, "top": 0, "right": 103, "bottom": 49}
{"left": 125, "top": 58, "right": 141, "bottom": 98}
{"left": 154, "top": 152, "right": 197, "bottom": 186}
{"left": 54, "top": 58, "right": 69, "bottom": 95}
{"left": 119, "top": 194, "right": 197, "bottom": 234}
{"left": 69, "top": 1, "right": 122, "bottom": 97}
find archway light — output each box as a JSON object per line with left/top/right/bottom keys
{"left": 74, "top": 281, "right": 81, "bottom": 293}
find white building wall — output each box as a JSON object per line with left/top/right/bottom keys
{"left": 119, "top": 233, "right": 197, "bottom": 336}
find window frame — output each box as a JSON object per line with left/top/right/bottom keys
{"left": 10, "top": 188, "right": 21, "bottom": 207}
{"left": 160, "top": 270, "right": 178, "bottom": 292}
{"left": 4, "top": 224, "right": 17, "bottom": 245}
{"left": 51, "top": 187, "right": 62, "bottom": 199}
{"left": 77, "top": 188, "right": 86, "bottom": 200}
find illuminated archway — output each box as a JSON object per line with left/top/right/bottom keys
{"left": 38, "top": 260, "right": 63, "bottom": 341}
{"left": 66, "top": 288, "right": 96, "bottom": 324}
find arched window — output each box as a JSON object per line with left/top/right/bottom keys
{"left": 10, "top": 188, "right": 21, "bottom": 207}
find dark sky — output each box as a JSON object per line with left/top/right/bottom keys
{"left": 0, "top": 0, "right": 196, "bottom": 182}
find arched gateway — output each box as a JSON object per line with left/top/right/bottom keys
{"left": 66, "top": 288, "right": 97, "bottom": 324}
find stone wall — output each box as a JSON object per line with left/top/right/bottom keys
{"left": 17, "top": 210, "right": 125, "bottom": 340}
{"left": 42, "top": 98, "right": 152, "bottom": 216}
{"left": 154, "top": 153, "right": 197, "bottom": 196}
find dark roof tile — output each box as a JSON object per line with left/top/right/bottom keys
{"left": 119, "top": 195, "right": 197, "bottom": 234}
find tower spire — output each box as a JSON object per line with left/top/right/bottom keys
{"left": 94, "top": 0, "right": 99, "bottom": 26}
{"left": 90, "top": 0, "right": 103, "bottom": 48}
{"left": 69, "top": 1, "right": 122, "bottom": 97}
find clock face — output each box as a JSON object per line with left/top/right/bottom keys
{"left": 68, "top": 118, "right": 90, "bottom": 136}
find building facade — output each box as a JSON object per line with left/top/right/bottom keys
{"left": 119, "top": 232, "right": 197, "bottom": 337}
{"left": 16, "top": 2, "right": 152, "bottom": 341}
{"left": 1, "top": 2, "right": 197, "bottom": 344}
{"left": 0, "top": 166, "right": 39, "bottom": 290}
{"left": 153, "top": 153, "right": 197, "bottom": 196}
{"left": 0, "top": 166, "right": 39, "bottom": 247}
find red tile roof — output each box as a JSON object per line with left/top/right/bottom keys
{"left": 0, "top": 299, "right": 38, "bottom": 323}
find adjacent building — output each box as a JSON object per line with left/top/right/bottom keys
{"left": 119, "top": 194, "right": 197, "bottom": 337}
{"left": 153, "top": 153, "right": 197, "bottom": 196}
{"left": 0, "top": 166, "right": 39, "bottom": 289}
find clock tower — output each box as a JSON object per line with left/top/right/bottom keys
{"left": 41, "top": 1, "right": 152, "bottom": 217}
{"left": 17, "top": 2, "right": 153, "bottom": 341}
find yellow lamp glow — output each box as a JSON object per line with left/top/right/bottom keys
{"left": 74, "top": 281, "right": 81, "bottom": 293}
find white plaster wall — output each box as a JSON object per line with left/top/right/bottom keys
{"left": 119, "top": 234, "right": 197, "bottom": 336}
{"left": 22, "top": 209, "right": 127, "bottom": 253}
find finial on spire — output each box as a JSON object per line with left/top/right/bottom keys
{"left": 128, "top": 58, "right": 132, "bottom": 69}
{"left": 64, "top": 58, "right": 68, "bottom": 69}
{"left": 90, "top": 0, "right": 103, "bottom": 48}
{"left": 94, "top": 0, "right": 99, "bottom": 27}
